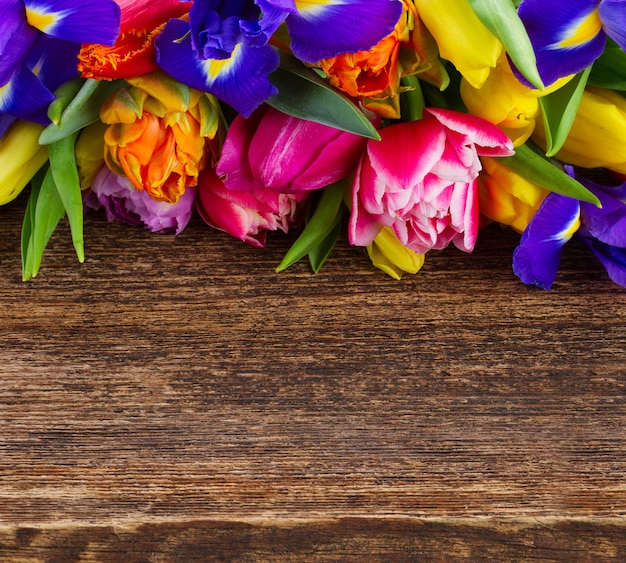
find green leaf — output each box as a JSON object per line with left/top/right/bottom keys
{"left": 588, "top": 39, "right": 626, "bottom": 90}
{"left": 276, "top": 181, "right": 346, "bottom": 273}
{"left": 400, "top": 76, "right": 424, "bottom": 122}
{"left": 21, "top": 167, "right": 67, "bottom": 281}
{"left": 468, "top": 0, "right": 544, "bottom": 89}
{"left": 308, "top": 213, "right": 343, "bottom": 274}
{"left": 501, "top": 143, "right": 601, "bottom": 206}
{"left": 267, "top": 51, "right": 380, "bottom": 140}
{"left": 47, "top": 131, "right": 84, "bottom": 262}
{"left": 40, "top": 79, "right": 125, "bottom": 144}
{"left": 538, "top": 66, "right": 591, "bottom": 157}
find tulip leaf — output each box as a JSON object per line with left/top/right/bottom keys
{"left": 308, "top": 212, "right": 343, "bottom": 274}
{"left": 21, "top": 167, "right": 67, "bottom": 281}
{"left": 468, "top": 0, "right": 544, "bottom": 89}
{"left": 47, "top": 131, "right": 84, "bottom": 263}
{"left": 500, "top": 143, "right": 601, "bottom": 206}
{"left": 538, "top": 67, "right": 591, "bottom": 157}
{"left": 276, "top": 180, "right": 346, "bottom": 273}
{"left": 588, "top": 39, "right": 626, "bottom": 90}
{"left": 267, "top": 51, "right": 380, "bottom": 140}
{"left": 40, "top": 79, "right": 125, "bottom": 144}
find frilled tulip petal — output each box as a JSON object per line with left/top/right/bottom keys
{"left": 23, "top": 0, "right": 121, "bottom": 45}
{"left": 425, "top": 108, "right": 515, "bottom": 157}
{"left": 579, "top": 235, "right": 626, "bottom": 286}
{"left": 156, "top": 19, "right": 279, "bottom": 117}
{"left": 513, "top": 193, "right": 581, "bottom": 289}
{"left": 517, "top": 0, "right": 606, "bottom": 85}
{"left": 284, "top": 0, "right": 403, "bottom": 63}
{"left": 0, "top": 65, "right": 55, "bottom": 122}
{"left": 367, "top": 118, "right": 446, "bottom": 189}
{"left": 598, "top": 0, "right": 626, "bottom": 50}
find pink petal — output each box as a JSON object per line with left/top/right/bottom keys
{"left": 366, "top": 118, "right": 447, "bottom": 190}
{"left": 425, "top": 107, "right": 514, "bottom": 157}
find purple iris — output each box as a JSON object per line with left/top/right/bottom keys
{"left": 513, "top": 169, "right": 626, "bottom": 288}
{"left": 516, "top": 0, "right": 626, "bottom": 86}
{"left": 0, "top": 0, "right": 121, "bottom": 134}
{"left": 155, "top": 0, "right": 403, "bottom": 117}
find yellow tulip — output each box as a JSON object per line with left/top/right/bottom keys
{"left": 75, "top": 121, "right": 108, "bottom": 190}
{"left": 532, "top": 87, "right": 626, "bottom": 174}
{"left": 0, "top": 121, "right": 48, "bottom": 206}
{"left": 478, "top": 156, "right": 548, "bottom": 233}
{"left": 461, "top": 56, "right": 575, "bottom": 147}
{"left": 367, "top": 226, "right": 425, "bottom": 279}
{"left": 413, "top": 0, "right": 501, "bottom": 88}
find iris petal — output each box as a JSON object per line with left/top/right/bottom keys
{"left": 579, "top": 235, "right": 626, "bottom": 286}
{"left": 285, "top": 0, "right": 403, "bottom": 62}
{"left": 517, "top": 0, "right": 606, "bottom": 85}
{"left": 0, "top": 3, "right": 38, "bottom": 85}
{"left": 23, "top": 0, "right": 121, "bottom": 45}
{"left": 598, "top": 0, "right": 626, "bottom": 51}
{"left": 156, "top": 19, "right": 279, "bottom": 117}
{"left": 0, "top": 65, "right": 55, "bottom": 122}
{"left": 579, "top": 179, "right": 626, "bottom": 247}
{"left": 513, "top": 192, "right": 581, "bottom": 289}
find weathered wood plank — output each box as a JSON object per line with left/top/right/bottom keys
{"left": 0, "top": 196, "right": 625, "bottom": 558}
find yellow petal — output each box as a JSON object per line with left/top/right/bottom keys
{"left": 0, "top": 121, "right": 49, "bottom": 205}
{"left": 367, "top": 227, "right": 425, "bottom": 278}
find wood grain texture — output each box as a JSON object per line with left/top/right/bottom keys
{"left": 0, "top": 195, "right": 625, "bottom": 560}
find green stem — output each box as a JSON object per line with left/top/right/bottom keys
{"left": 401, "top": 76, "right": 425, "bottom": 121}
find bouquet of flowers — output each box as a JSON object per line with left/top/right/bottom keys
{"left": 2, "top": 0, "right": 626, "bottom": 289}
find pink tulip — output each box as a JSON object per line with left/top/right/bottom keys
{"left": 216, "top": 106, "right": 369, "bottom": 193}
{"left": 197, "top": 167, "right": 307, "bottom": 248}
{"left": 349, "top": 108, "right": 514, "bottom": 254}
{"left": 84, "top": 167, "right": 195, "bottom": 234}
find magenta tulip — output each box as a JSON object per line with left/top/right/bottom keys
{"left": 197, "top": 167, "right": 307, "bottom": 248}
{"left": 349, "top": 108, "right": 514, "bottom": 254}
{"left": 216, "top": 106, "right": 370, "bottom": 193}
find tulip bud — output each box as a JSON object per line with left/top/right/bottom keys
{"left": 367, "top": 227, "right": 425, "bottom": 279}
{"left": 0, "top": 121, "right": 48, "bottom": 206}
{"left": 413, "top": 0, "right": 501, "bottom": 88}
{"left": 532, "top": 87, "right": 626, "bottom": 174}
{"left": 478, "top": 156, "right": 548, "bottom": 233}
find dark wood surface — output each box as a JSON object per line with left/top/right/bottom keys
{"left": 1, "top": 194, "right": 625, "bottom": 561}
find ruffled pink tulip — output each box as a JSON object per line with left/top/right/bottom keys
{"left": 197, "top": 167, "right": 307, "bottom": 248}
{"left": 216, "top": 106, "right": 369, "bottom": 193}
{"left": 349, "top": 108, "right": 514, "bottom": 254}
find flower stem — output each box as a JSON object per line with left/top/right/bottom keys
{"left": 401, "top": 76, "right": 425, "bottom": 121}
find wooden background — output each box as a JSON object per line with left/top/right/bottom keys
{"left": 0, "top": 195, "right": 625, "bottom": 561}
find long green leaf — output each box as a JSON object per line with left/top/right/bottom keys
{"left": 47, "top": 131, "right": 84, "bottom": 262}
{"left": 40, "top": 79, "right": 124, "bottom": 144}
{"left": 267, "top": 51, "right": 380, "bottom": 140}
{"left": 468, "top": 0, "right": 544, "bottom": 89}
{"left": 276, "top": 181, "right": 346, "bottom": 272}
{"left": 538, "top": 67, "right": 591, "bottom": 157}
{"left": 501, "top": 144, "right": 601, "bottom": 206}
{"left": 22, "top": 167, "right": 67, "bottom": 281}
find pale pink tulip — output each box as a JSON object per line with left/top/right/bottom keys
{"left": 197, "top": 167, "right": 307, "bottom": 248}
{"left": 216, "top": 106, "right": 369, "bottom": 193}
{"left": 349, "top": 108, "right": 514, "bottom": 254}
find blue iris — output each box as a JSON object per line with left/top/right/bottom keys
{"left": 516, "top": 0, "right": 626, "bottom": 86}
{"left": 513, "top": 169, "right": 626, "bottom": 288}
{"left": 0, "top": 0, "right": 121, "bottom": 134}
{"left": 155, "top": 0, "right": 402, "bottom": 117}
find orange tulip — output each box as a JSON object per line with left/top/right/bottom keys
{"left": 101, "top": 71, "right": 223, "bottom": 203}
{"left": 317, "top": 0, "right": 447, "bottom": 119}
